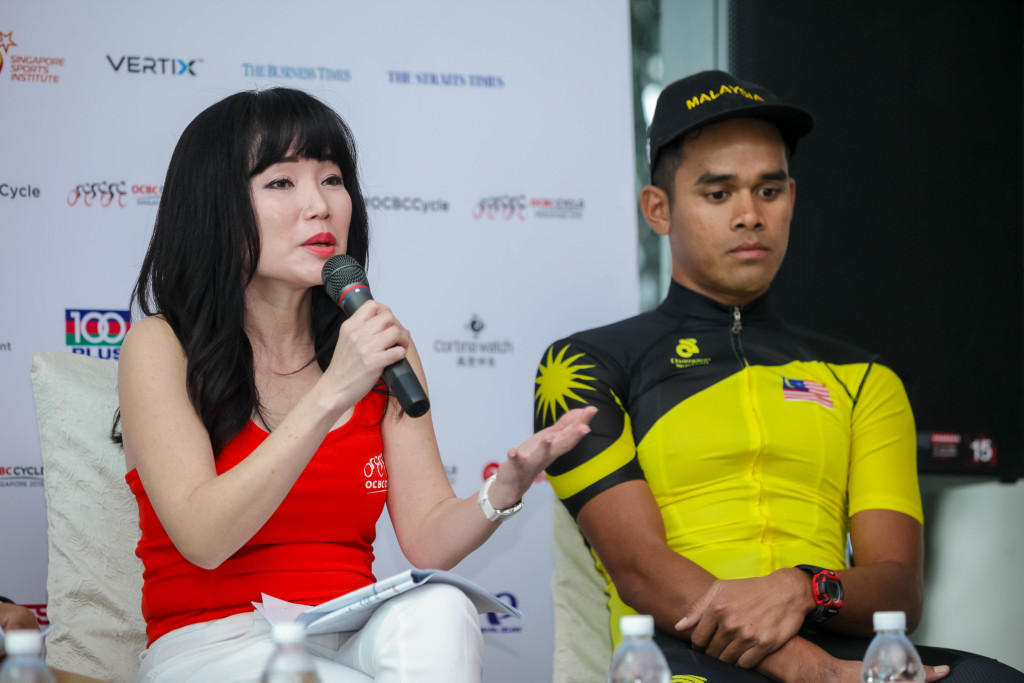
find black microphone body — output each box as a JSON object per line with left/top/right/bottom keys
{"left": 321, "top": 255, "right": 430, "bottom": 418}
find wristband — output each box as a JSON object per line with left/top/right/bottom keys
{"left": 478, "top": 474, "right": 523, "bottom": 522}
{"left": 796, "top": 564, "right": 844, "bottom": 624}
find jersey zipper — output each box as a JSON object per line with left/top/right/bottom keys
{"left": 730, "top": 305, "right": 748, "bottom": 367}
{"left": 731, "top": 306, "right": 769, "bottom": 549}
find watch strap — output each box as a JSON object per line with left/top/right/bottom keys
{"left": 478, "top": 474, "right": 523, "bottom": 522}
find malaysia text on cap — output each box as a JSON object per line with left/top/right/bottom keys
{"left": 646, "top": 70, "right": 814, "bottom": 171}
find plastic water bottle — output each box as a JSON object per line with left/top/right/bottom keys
{"left": 607, "top": 614, "right": 671, "bottom": 683}
{"left": 260, "top": 622, "right": 321, "bottom": 683}
{"left": 860, "top": 611, "right": 925, "bottom": 682}
{"left": 0, "top": 629, "right": 56, "bottom": 683}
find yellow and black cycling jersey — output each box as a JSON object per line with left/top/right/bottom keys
{"left": 535, "top": 282, "right": 922, "bottom": 642}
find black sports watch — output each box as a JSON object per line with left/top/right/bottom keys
{"left": 796, "top": 564, "right": 844, "bottom": 624}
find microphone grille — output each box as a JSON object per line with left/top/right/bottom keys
{"left": 321, "top": 254, "right": 368, "bottom": 301}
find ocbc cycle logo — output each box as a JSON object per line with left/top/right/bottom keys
{"left": 366, "top": 196, "right": 449, "bottom": 213}
{"left": 67, "top": 181, "right": 127, "bottom": 208}
{"left": 65, "top": 309, "right": 131, "bottom": 347}
{"left": 472, "top": 194, "right": 526, "bottom": 221}
{"left": 364, "top": 453, "right": 387, "bottom": 491}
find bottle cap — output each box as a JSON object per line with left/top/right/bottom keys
{"left": 4, "top": 629, "right": 44, "bottom": 656}
{"left": 270, "top": 621, "right": 306, "bottom": 644}
{"left": 620, "top": 614, "right": 655, "bottom": 637}
{"left": 872, "top": 610, "right": 907, "bottom": 631}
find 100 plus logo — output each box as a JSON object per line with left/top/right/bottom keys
{"left": 66, "top": 310, "right": 131, "bottom": 359}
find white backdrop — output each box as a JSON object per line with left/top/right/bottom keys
{"left": 0, "top": 2, "right": 639, "bottom": 681}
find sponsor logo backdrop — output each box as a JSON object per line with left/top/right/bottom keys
{"left": 0, "top": 2, "right": 638, "bottom": 680}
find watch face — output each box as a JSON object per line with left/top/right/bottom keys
{"left": 825, "top": 581, "right": 842, "bottom": 603}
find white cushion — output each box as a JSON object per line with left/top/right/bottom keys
{"left": 551, "top": 493, "right": 612, "bottom": 683}
{"left": 31, "top": 351, "right": 146, "bottom": 683}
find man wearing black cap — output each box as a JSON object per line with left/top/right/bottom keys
{"left": 535, "top": 71, "right": 961, "bottom": 681}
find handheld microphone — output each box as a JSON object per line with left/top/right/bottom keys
{"left": 321, "top": 254, "right": 430, "bottom": 418}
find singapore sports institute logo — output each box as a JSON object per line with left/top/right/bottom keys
{"left": 0, "top": 30, "right": 16, "bottom": 75}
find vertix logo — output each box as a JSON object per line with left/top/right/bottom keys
{"left": 106, "top": 55, "right": 201, "bottom": 76}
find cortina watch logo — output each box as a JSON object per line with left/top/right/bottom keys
{"left": 670, "top": 338, "right": 710, "bottom": 370}
{"left": 465, "top": 314, "right": 484, "bottom": 338}
{"left": 364, "top": 453, "right": 387, "bottom": 492}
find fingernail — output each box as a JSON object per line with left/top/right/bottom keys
{"left": 936, "top": 665, "right": 949, "bottom": 674}
{"left": 675, "top": 617, "right": 687, "bottom": 629}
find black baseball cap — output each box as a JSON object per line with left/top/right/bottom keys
{"left": 646, "top": 70, "right": 814, "bottom": 172}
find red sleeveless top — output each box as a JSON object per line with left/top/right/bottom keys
{"left": 126, "top": 390, "right": 388, "bottom": 645}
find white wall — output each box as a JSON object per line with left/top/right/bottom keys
{"left": 0, "top": 2, "right": 639, "bottom": 681}
{"left": 916, "top": 479, "right": 1024, "bottom": 671}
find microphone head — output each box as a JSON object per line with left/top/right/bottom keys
{"left": 322, "top": 254, "right": 368, "bottom": 302}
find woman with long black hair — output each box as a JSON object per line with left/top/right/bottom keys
{"left": 115, "top": 87, "right": 594, "bottom": 682}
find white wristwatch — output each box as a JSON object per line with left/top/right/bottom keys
{"left": 478, "top": 474, "right": 523, "bottom": 522}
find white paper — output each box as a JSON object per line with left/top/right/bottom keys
{"left": 253, "top": 569, "right": 521, "bottom": 635}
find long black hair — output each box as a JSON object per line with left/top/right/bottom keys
{"left": 114, "top": 87, "right": 371, "bottom": 453}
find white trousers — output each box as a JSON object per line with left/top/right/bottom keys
{"left": 136, "top": 584, "right": 483, "bottom": 683}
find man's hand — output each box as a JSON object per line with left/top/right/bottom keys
{"left": 758, "top": 634, "right": 950, "bottom": 682}
{"left": 676, "top": 568, "right": 811, "bottom": 669}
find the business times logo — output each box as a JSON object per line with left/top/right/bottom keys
{"left": 0, "top": 463, "right": 44, "bottom": 489}
{"left": 481, "top": 592, "right": 522, "bottom": 634}
{"left": 472, "top": 194, "right": 585, "bottom": 221}
{"left": 433, "top": 315, "right": 513, "bottom": 369}
{"left": 0, "top": 29, "right": 66, "bottom": 85}
{"left": 363, "top": 453, "right": 388, "bottom": 494}
{"left": 106, "top": 55, "right": 202, "bottom": 76}
{"left": 387, "top": 69, "right": 504, "bottom": 89}
{"left": 366, "top": 196, "right": 450, "bottom": 214}
{"left": 65, "top": 309, "right": 130, "bottom": 360}
{"left": 242, "top": 62, "right": 350, "bottom": 83}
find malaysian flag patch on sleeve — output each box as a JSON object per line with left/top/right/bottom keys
{"left": 782, "top": 377, "right": 834, "bottom": 409}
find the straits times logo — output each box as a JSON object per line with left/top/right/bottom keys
{"left": 433, "top": 314, "right": 513, "bottom": 368}
{"left": 66, "top": 309, "right": 131, "bottom": 360}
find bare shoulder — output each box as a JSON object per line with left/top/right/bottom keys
{"left": 120, "top": 316, "right": 184, "bottom": 371}
{"left": 118, "top": 316, "right": 188, "bottom": 408}
{"left": 122, "top": 315, "right": 178, "bottom": 351}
